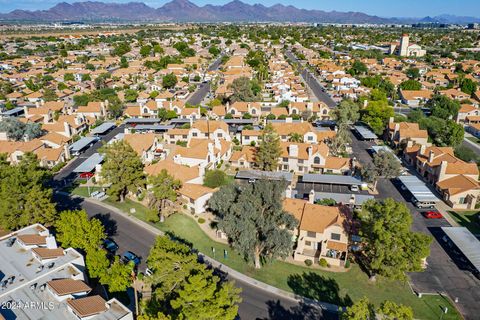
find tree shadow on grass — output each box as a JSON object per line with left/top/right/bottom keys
{"left": 257, "top": 300, "right": 338, "bottom": 320}
{"left": 287, "top": 272, "right": 352, "bottom": 307}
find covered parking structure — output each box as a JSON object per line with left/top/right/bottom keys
{"left": 397, "top": 175, "right": 439, "bottom": 206}
{"left": 235, "top": 170, "right": 293, "bottom": 183}
{"left": 441, "top": 227, "right": 480, "bottom": 274}
{"left": 296, "top": 174, "right": 366, "bottom": 195}
{"left": 90, "top": 122, "right": 116, "bottom": 136}
{"left": 73, "top": 153, "right": 104, "bottom": 175}
{"left": 353, "top": 125, "right": 378, "bottom": 140}
{"left": 69, "top": 137, "right": 98, "bottom": 156}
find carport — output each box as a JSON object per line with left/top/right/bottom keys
{"left": 397, "top": 175, "right": 439, "bottom": 205}
{"left": 69, "top": 137, "right": 98, "bottom": 156}
{"left": 235, "top": 170, "right": 293, "bottom": 182}
{"left": 441, "top": 227, "right": 480, "bottom": 273}
{"left": 353, "top": 125, "right": 378, "bottom": 140}
{"left": 90, "top": 122, "right": 116, "bottom": 136}
{"left": 297, "top": 174, "right": 365, "bottom": 195}
{"left": 73, "top": 153, "right": 104, "bottom": 175}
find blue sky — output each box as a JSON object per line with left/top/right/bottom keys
{"left": 1, "top": 0, "right": 479, "bottom": 17}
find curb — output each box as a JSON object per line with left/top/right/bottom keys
{"left": 64, "top": 192, "right": 341, "bottom": 313}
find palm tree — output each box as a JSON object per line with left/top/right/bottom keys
{"left": 289, "top": 132, "right": 303, "bottom": 143}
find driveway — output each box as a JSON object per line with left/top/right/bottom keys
{"left": 349, "top": 131, "right": 480, "bottom": 319}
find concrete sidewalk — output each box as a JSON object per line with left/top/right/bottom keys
{"left": 66, "top": 193, "right": 341, "bottom": 313}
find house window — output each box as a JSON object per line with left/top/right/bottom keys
{"left": 282, "top": 157, "right": 288, "bottom": 162}
{"left": 240, "top": 161, "right": 244, "bottom": 166}
{"left": 217, "top": 133, "right": 223, "bottom": 138}
{"left": 298, "top": 159, "right": 304, "bottom": 164}
{"left": 283, "top": 165, "right": 288, "bottom": 170}
{"left": 292, "top": 109, "right": 297, "bottom": 114}
{"left": 245, "top": 136, "right": 250, "bottom": 140}
{"left": 459, "top": 197, "right": 466, "bottom": 204}
{"left": 192, "top": 132, "right": 198, "bottom": 137}
{"left": 331, "top": 233, "right": 341, "bottom": 241}
{"left": 306, "top": 231, "right": 316, "bottom": 238}
{"left": 314, "top": 157, "right": 320, "bottom": 164}
{"left": 281, "top": 135, "right": 287, "bottom": 140}
{"left": 231, "top": 109, "right": 235, "bottom": 114}
{"left": 182, "top": 135, "right": 187, "bottom": 139}
{"left": 251, "top": 109, "right": 256, "bottom": 115}
{"left": 307, "top": 136, "right": 313, "bottom": 141}
{"left": 305, "top": 241, "right": 311, "bottom": 246}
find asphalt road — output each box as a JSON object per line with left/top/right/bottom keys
{"left": 349, "top": 131, "right": 480, "bottom": 320}
{"left": 53, "top": 124, "right": 124, "bottom": 186}
{"left": 285, "top": 50, "right": 337, "bottom": 108}
{"left": 54, "top": 193, "right": 334, "bottom": 320}
{"left": 186, "top": 55, "right": 224, "bottom": 106}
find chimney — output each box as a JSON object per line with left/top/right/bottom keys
{"left": 63, "top": 144, "right": 71, "bottom": 160}
{"left": 438, "top": 160, "right": 448, "bottom": 182}
{"left": 308, "top": 189, "right": 315, "bottom": 204}
{"left": 307, "top": 146, "right": 313, "bottom": 157}
{"left": 285, "top": 185, "right": 293, "bottom": 198}
{"left": 420, "top": 144, "right": 426, "bottom": 156}
{"left": 35, "top": 101, "right": 41, "bottom": 108}
{"left": 428, "top": 150, "right": 435, "bottom": 163}
{"left": 208, "top": 142, "right": 214, "bottom": 155}
{"left": 406, "top": 140, "right": 413, "bottom": 148}
{"left": 389, "top": 117, "right": 394, "bottom": 124}
{"left": 289, "top": 144, "right": 298, "bottom": 157}
{"left": 307, "top": 102, "right": 313, "bottom": 111}
{"left": 214, "top": 138, "right": 221, "bottom": 150}
{"left": 63, "top": 122, "right": 72, "bottom": 137}
{"left": 45, "top": 235, "right": 58, "bottom": 249}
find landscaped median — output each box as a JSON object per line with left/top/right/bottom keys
{"left": 72, "top": 186, "right": 461, "bottom": 320}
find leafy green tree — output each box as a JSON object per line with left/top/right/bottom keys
{"left": 100, "top": 256, "right": 134, "bottom": 292}
{"left": 64, "top": 73, "right": 75, "bottom": 82}
{"left": 113, "top": 42, "right": 131, "bottom": 56}
{"left": 81, "top": 74, "right": 91, "bottom": 82}
{"left": 162, "top": 73, "right": 178, "bottom": 89}
{"left": 124, "top": 89, "right": 139, "bottom": 102}
{"left": 100, "top": 140, "right": 145, "bottom": 202}
{"left": 327, "top": 124, "right": 351, "bottom": 156}
{"left": 0, "top": 117, "right": 26, "bottom": 141}
{"left": 342, "top": 297, "right": 375, "bottom": 320}
{"left": 377, "top": 300, "right": 414, "bottom": 320}
{"left": 229, "top": 77, "right": 260, "bottom": 102}
{"left": 146, "top": 236, "right": 200, "bottom": 301}
{"left": 360, "top": 199, "right": 432, "bottom": 280}
{"left": 55, "top": 210, "right": 105, "bottom": 252}
{"left": 158, "top": 109, "right": 178, "bottom": 121}
{"left": 204, "top": 170, "right": 229, "bottom": 188}
{"left": 208, "top": 180, "right": 298, "bottom": 268}
{"left": 405, "top": 67, "right": 420, "bottom": 79}
{"left": 0, "top": 154, "right": 56, "bottom": 230}
{"left": 148, "top": 169, "right": 182, "bottom": 221}
{"left": 208, "top": 46, "right": 221, "bottom": 56}
{"left": 85, "top": 248, "right": 110, "bottom": 278}
{"left": 255, "top": 123, "right": 281, "bottom": 171}
{"left": 361, "top": 100, "right": 394, "bottom": 135}
{"left": 460, "top": 78, "right": 477, "bottom": 95}
{"left": 426, "top": 94, "right": 460, "bottom": 120}
{"left": 347, "top": 60, "right": 368, "bottom": 76}
{"left": 400, "top": 79, "right": 422, "bottom": 90}
{"left": 140, "top": 45, "right": 152, "bottom": 57}
{"left": 289, "top": 132, "right": 303, "bottom": 142}
{"left": 170, "top": 268, "right": 242, "bottom": 320}
{"left": 120, "top": 56, "right": 129, "bottom": 68}
{"left": 43, "top": 88, "right": 58, "bottom": 102}
{"left": 419, "top": 116, "right": 464, "bottom": 147}
{"left": 24, "top": 123, "right": 43, "bottom": 140}
{"left": 332, "top": 99, "right": 359, "bottom": 125}
{"left": 373, "top": 150, "right": 401, "bottom": 179}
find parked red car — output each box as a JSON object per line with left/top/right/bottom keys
{"left": 423, "top": 211, "right": 443, "bottom": 219}
{"left": 78, "top": 172, "right": 94, "bottom": 179}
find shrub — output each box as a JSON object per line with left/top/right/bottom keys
{"left": 345, "top": 260, "right": 351, "bottom": 268}
{"left": 319, "top": 258, "right": 328, "bottom": 268}
{"left": 304, "top": 259, "right": 313, "bottom": 266}
{"left": 146, "top": 210, "right": 159, "bottom": 223}
{"left": 198, "top": 218, "right": 206, "bottom": 224}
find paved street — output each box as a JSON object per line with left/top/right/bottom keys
{"left": 53, "top": 194, "right": 334, "bottom": 320}
{"left": 53, "top": 124, "right": 124, "bottom": 186}
{"left": 350, "top": 131, "right": 480, "bottom": 320}
{"left": 186, "top": 55, "right": 223, "bottom": 105}
{"left": 285, "top": 50, "right": 337, "bottom": 108}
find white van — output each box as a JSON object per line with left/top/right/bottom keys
{"left": 412, "top": 198, "right": 436, "bottom": 209}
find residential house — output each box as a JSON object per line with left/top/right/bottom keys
{"left": 387, "top": 118, "right": 429, "bottom": 147}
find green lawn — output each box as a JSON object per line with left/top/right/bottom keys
{"left": 449, "top": 211, "right": 480, "bottom": 235}
{"left": 71, "top": 187, "right": 461, "bottom": 320}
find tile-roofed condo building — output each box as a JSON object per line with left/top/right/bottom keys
{"left": 0, "top": 224, "right": 133, "bottom": 320}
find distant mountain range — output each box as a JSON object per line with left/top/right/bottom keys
{"left": 0, "top": 0, "right": 479, "bottom": 24}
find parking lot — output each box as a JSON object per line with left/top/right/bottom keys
{"left": 295, "top": 182, "right": 369, "bottom": 198}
